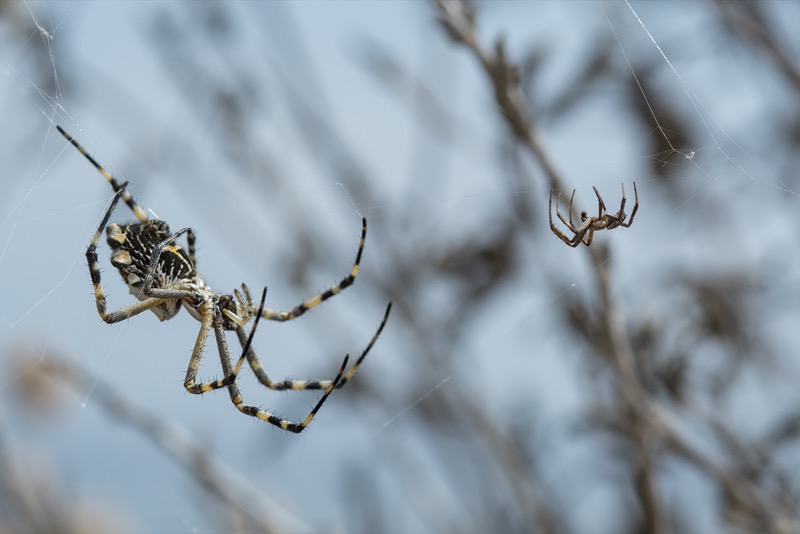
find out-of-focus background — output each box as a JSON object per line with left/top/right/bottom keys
{"left": 2, "top": 1, "right": 799, "bottom": 532}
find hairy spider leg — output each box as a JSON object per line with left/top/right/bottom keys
{"left": 181, "top": 289, "right": 262, "bottom": 395}
{"left": 236, "top": 301, "right": 392, "bottom": 391}
{"left": 57, "top": 125, "right": 149, "bottom": 223}
{"left": 216, "top": 311, "right": 349, "bottom": 433}
{"left": 257, "top": 217, "right": 368, "bottom": 323}
{"left": 180, "top": 291, "right": 347, "bottom": 432}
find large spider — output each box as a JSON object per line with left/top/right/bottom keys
{"left": 56, "top": 125, "right": 391, "bottom": 433}
{"left": 549, "top": 182, "right": 638, "bottom": 247}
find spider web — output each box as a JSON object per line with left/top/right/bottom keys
{"left": 1, "top": 1, "right": 799, "bottom": 532}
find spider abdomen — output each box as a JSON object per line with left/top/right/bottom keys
{"left": 106, "top": 220, "right": 195, "bottom": 320}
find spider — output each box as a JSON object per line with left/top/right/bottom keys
{"left": 56, "top": 125, "right": 391, "bottom": 433}
{"left": 548, "top": 182, "right": 638, "bottom": 247}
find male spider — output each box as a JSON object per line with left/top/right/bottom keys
{"left": 56, "top": 125, "right": 391, "bottom": 433}
{"left": 548, "top": 182, "right": 639, "bottom": 247}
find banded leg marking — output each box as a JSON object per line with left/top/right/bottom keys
{"left": 259, "top": 217, "right": 367, "bottom": 322}
{"left": 237, "top": 301, "right": 392, "bottom": 391}
{"left": 213, "top": 299, "right": 347, "bottom": 433}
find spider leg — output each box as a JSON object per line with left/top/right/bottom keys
{"left": 569, "top": 217, "right": 594, "bottom": 247}
{"left": 237, "top": 301, "right": 392, "bottom": 391}
{"left": 57, "top": 125, "right": 148, "bottom": 222}
{"left": 555, "top": 190, "right": 576, "bottom": 232}
{"left": 187, "top": 228, "right": 197, "bottom": 267}
{"left": 567, "top": 189, "right": 578, "bottom": 229}
{"left": 619, "top": 181, "right": 639, "bottom": 227}
{"left": 257, "top": 217, "right": 367, "bottom": 322}
{"left": 183, "top": 287, "right": 269, "bottom": 394}
{"left": 183, "top": 299, "right": 220, "bottom": 394}
{"left": 555, "top": 226, "right": 586, "bottom": 247}
{"left": 86, "top": 181, "right": 173, "bottom": 323}
{"left": 185, "top": 288, "right": 358, "bottom": 432}
{"left": 215, "top": 313, "right": 348, "bottom": 433}
{"left": 562, "top": 202, "right": 594, "bottom": 247}
{"left": 565, "top": 234, "right": 584, "bottom": 247}
{"left": 592, "top": 186, "right": 607, "bottom": 218}
{"left": 583, "top": 229, "right": 595, "bottom": 247}
{"left": 229, "top": 287, "right": 267, "bottom": 382}
{"left": 549, "top": 191, "right": 581, "bottom": 246}
{"left": 185, "top": 288, "right": 267, "bottom": 395}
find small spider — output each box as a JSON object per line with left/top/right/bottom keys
{"left": 57, "top": 125, "right": 391, "bottom": 433}
{"left": 549, "top": 182, "right": 639, "bottom": 247}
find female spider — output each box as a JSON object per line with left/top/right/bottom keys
{"left": 56, "top": 125, "right": 391, "bottom": 433}
{"left": 549, "top": 182, "right": 639, "bottom": 247}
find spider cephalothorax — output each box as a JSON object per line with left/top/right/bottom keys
{"left": 58, "top": 125, "right": 391, "bottom": 433}
{"left": 549, "top": 182, "right": 639, "bottom": 247}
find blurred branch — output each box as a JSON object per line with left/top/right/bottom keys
{"left": 433, "top": 0, "right": 564, "bottom": 195}
{"left": 712, "top": 0, "right": 800, "bottom": 96}
{"left": 662, "top": 419, "right": 798, "bottom": 534}
{"left": 33, "top": 356, "right": 306, "bottom": 534}
{"left": 432, "top": 1, "right": 667, "bottom": 530}
{"left": 432, "top": 2, "right": 800, "bottom": 532}
{"left": 0, "top": 433, "right": 104, "bottom": 533}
